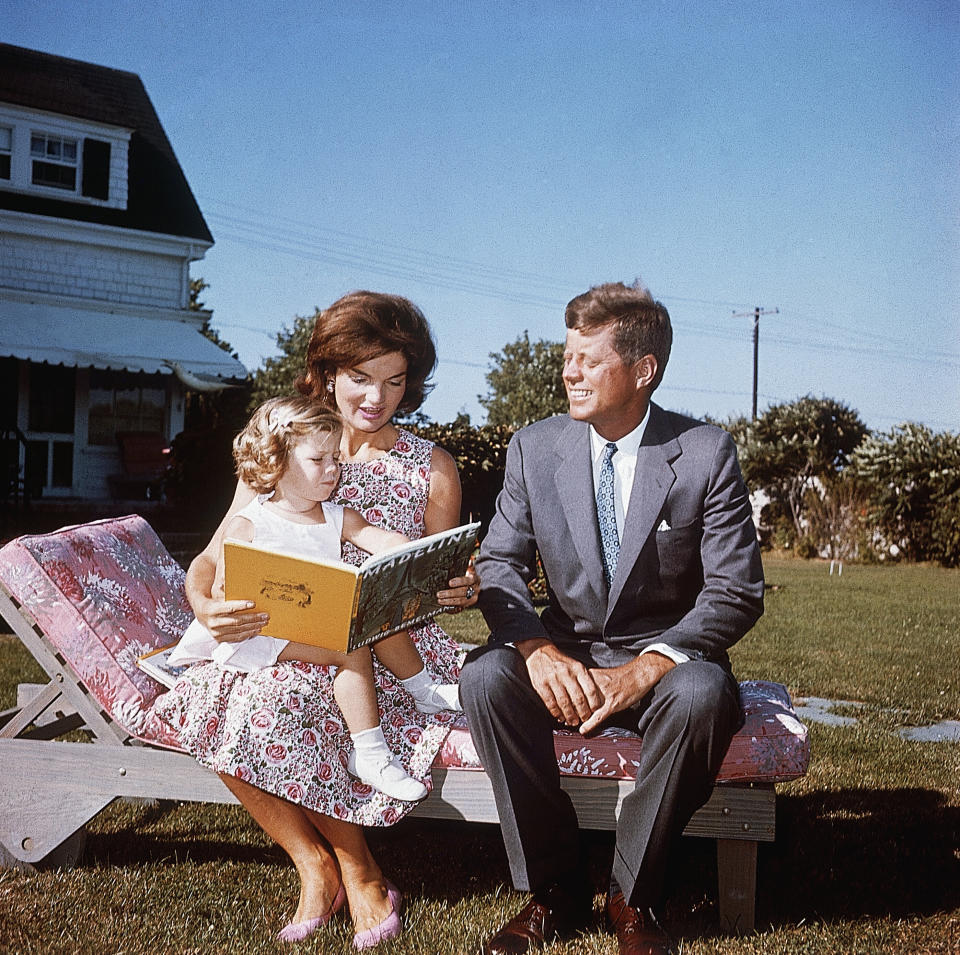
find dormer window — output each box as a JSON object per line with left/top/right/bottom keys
{"left": 31, "top": 132, "right": 78, "bottom": 190}
{"left": 0, "top": 103, "right": 129, "bottom": 209}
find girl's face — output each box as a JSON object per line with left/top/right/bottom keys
{"left": 333, "top": 351, "right": 408, "bottom": 433}
{"left": 276, "top": 430, "right": 342, "bottom": 504}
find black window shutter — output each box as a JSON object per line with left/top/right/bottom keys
{"left": 81, "top": 138, "right": 111, "bottom": 199}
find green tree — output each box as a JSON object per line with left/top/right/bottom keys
{"left": 729, "top": 396, "right": 869, "bottom": 544}
{"left": 479, "top": 331, "right": 566, "bottom": 428}
{"left": 189, "top": 277, "right": 237, "bottom": 358}
{"left": 248, "top": 311, "right": 318, "bottom": 409}
{"left": 851, "top": 423, "right": 960, "bottom": 566}
{"left": 167, "top": 278, "right": 250, "bottom": 525}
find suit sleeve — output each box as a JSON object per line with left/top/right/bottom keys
{"left": 657, "top": 430, "right": 764, "bottom": 660}
{"left": 475, "top": 431, "right": 551, "bottom": 647}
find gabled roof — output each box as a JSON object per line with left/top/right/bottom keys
{"left": 0, "top": 43, "right": 213, "bottom": 243}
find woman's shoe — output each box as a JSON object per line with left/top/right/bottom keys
{"left": 277, "top": 881, "right": 347, "bottom": 943}
{"left": 352, "top": 881, "right": 403, "bottom": 950}
{"left": 347, "top": 749, "right": 428, "bottom": 801}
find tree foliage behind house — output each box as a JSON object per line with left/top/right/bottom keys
{"left": 248, "top": 311, "right": 317, "bottom": 409}
{"left": 479, "top": 331, "right": 567, "bottom": 428}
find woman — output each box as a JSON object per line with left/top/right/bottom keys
{"left": 152, "top": 291, "right": 478, "bottom": 948}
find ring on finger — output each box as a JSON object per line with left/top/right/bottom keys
{"left": 465, "top": 586, "right": 475, "bottom": 599}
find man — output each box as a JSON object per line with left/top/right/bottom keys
{"left": 460, "top": 281, "right": 765, "bottom": 955}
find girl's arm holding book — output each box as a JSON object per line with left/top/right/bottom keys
{"left": 341, "top": 507, "right": 408, "bottom": 554}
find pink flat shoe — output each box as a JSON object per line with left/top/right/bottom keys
{"left": 277, "top": 881, "right": 347, "bottom": 943}
{"left": 352, "top": 881, "right": 403, "bottom": 950}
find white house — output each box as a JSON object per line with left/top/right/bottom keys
{"left": 0, "top": 43, "right": 245, "bottom": 505}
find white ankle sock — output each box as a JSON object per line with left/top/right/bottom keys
{"left": 400, "top": 668, "right": 462, "bottom": 712}
{"left": 399, "top": 668, "right": 433, "bottom": 697}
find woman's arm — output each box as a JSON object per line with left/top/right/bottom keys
{"left": 185, "top": 480, "right": 269, "bottom": 641}
{"left": 422, "top": 446, "right": 462, "bottom": 536}
{"left": 424, "top": 445, "right": 479, "bottom": 609}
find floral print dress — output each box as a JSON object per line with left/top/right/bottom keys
{"left": 150, "top": 429, "right": 464, "bottom": 826}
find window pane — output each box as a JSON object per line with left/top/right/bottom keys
{"left": 0, "top": 126, "right": 11, "bottom": 150}
{"left": 47, "top": 139, "right": 61, "bottom": 158}
{"left": 28, "top": 364, "right": 75, "bottom": 433}
{"left": 51, "top": 441, "right": 73, "bottom": 487}
{"left": 139, "top": 388, "right": 165, "bottom": 432}
{"left": 62, "top": 140, "right": 77, "bottom": 161}
{"left": 88, "top": 387, "right": 115, "bottom": 445}
{"left": 32, "top": 160, "right": 77, "bottom": 190}
{"left": 31, "top": 134, "right": 44, "bottom": 156}
{"left": 0, "top": 155, "right": 9, "bottom": 180}
{"left": 87, "top": 371, "right": 167, "bottom": 444}
{"left": 25, "top": 441, "right": 47, "bottom": 496}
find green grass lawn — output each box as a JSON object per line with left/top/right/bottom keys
{"left": 1, "top": 557, "right": 958, "bottom": 954}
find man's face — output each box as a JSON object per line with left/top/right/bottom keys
{"left": 562, "top": 324, "right": 651, "bottom": 440}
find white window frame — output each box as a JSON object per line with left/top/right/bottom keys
{"left": 30, "top": 130, "right": 79, "bottom": 192}
{"left": 0, "top": 103, "right": 131, "bottom": 209}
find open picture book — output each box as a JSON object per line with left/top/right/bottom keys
{"left": 221, "top": 520, "right": 481, "bottom": 653}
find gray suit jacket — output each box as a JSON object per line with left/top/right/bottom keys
{"left": 476, "top": 403, "right": 764, "bottom": 664}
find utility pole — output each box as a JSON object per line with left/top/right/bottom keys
{"left": 732, "top": 306, "right": 779, "bottom": 420}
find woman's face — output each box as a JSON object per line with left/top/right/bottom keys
{"left": 333, "top": 351, "right": 409, "bottom": 433}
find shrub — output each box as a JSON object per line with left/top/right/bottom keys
{"left": 412, "top": 421, "right": 515, "bottom": 534}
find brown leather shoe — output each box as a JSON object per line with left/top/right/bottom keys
{"left": 481, "top": 883, "right": 593, "bottom": 954}
{"left": 481, "top": 898, "right": 555, "bottom": 954}
{"left": 606, "top": 892, "right": 675, "bottom": 955}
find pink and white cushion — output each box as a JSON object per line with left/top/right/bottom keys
{"left": 436, "top": 679, "right": 809, "bottom": 783}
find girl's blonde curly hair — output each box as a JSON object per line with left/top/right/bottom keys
{"left": 233, "top": 396, "right": 343, "bottom": 495}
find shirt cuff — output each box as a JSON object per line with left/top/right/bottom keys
{"left": 640, "top": 643, "right": 690, "bottom": 666}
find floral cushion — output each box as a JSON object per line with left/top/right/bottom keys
{"left": 0, "top": 516, "right": 809, "bottom": 783}
{"left": 437, "top": 679, "right": 809, "bottom": 783}
{"left": 0, "top": 515, "right": 191, "bottom": 743}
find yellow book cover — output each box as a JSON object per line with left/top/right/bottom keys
{"left": 223, "top": 521, "right": 480, "bottom": 653}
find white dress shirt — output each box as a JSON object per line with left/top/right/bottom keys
{"left": 589, "top": 411, "right": 689, "bottom": 667}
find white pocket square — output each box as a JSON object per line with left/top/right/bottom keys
{"left": 657, "top": 519, "right": 672, "bottom": 532}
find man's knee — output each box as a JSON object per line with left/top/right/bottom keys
{"left": 656, "top": 660, "right": 740, "bottom": 729}
{"left": 459, "top": 644, "right": 526, "bottom": 715}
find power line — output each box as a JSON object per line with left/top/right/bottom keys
{"left": 198, "top": 196, "right": 960, "bottom": 372}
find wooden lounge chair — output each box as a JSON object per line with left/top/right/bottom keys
{"left": 0, "top": 515, "right": 809, "bottom": 933}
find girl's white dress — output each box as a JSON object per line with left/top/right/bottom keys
{"left": 166, "top": 497, "right": 344, "bottom": 672}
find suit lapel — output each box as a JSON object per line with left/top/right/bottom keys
{"left": 608, "top": 404, "right": 680, "bottom": 608}
{"left": 553, "top": 418, "right": 607, "bottom": 604}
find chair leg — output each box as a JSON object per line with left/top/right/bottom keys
{"left": 0, "top": 827, "right": 86, "bottom": 872}
{"left": 716, "top": 837, "right": 757, "bottom": 934}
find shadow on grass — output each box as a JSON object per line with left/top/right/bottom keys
{"left": 759, "top": 788, "right": 960, "bottom": 924}
{"left": 74, "top": 786, "right": 959, "bottom": 935}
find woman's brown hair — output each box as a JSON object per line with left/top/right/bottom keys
{"left": 297, "top": 291, "right": 437, "bottom": 414}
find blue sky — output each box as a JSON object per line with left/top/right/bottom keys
{"left": 5, "top": 0, "right": 958, "bottom": 431}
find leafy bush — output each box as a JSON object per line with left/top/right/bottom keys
{"left": 852, "top": 423, "right": 960, "bottom": 567}
{"left": 725, "top": 396, "right": 868, "bottom": 547}
{"left": 412, "top": 421, "right": 515, "bottom": 533}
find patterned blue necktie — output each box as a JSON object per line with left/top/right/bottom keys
{"left": 597, "top": 442, "right": 619, "bottom": 588}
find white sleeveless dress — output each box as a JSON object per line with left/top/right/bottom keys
{"left": 167, "top": 497, "right": 344, "bottom": 672}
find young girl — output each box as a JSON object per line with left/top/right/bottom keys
{"left": 168, "top": 395, "right": 461, "bottom": 802}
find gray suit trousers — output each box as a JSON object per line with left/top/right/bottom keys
{"left": 460, "top": 644, "right": 741, "bottom": 906}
